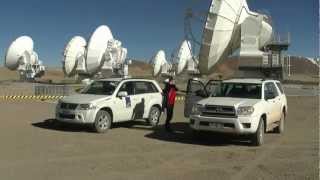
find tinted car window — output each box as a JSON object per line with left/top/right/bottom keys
{"left": 265, "top": 82, "right": 279, "bottom": 97}
{"left": 119, "top": 82, "right": 134, "bottom": 96}
{"left": 134, "top": 82, "right": 158, "bottom": 94}
{"left": 82, "top": 81, "right": 119, "bottom": 95}
{"left": 188, "top": 80, "right": 204, "bottom": 94}
{"left": 213, "top": 83, "right": 262, "bottom": 99}
{"left": 276, "top": 82, "right": 284, "bottom": 94}
{"left": 147, "top": 82, "right": 159, "bottom": 93}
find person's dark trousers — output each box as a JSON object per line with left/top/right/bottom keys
{"left": 165, "top": 105, "right": 174, "bottom": 131}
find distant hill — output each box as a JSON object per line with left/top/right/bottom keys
{"left": 0, "top": 57, "right": 318, "bottom": 83}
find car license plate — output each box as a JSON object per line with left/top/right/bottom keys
{"left": 210, "top": 122, "right": 223, "bottom": 128}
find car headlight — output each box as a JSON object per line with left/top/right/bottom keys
{"left": 192, "top": 104, "right": 203, "bottom": 115}
{"left": 237, "top": 106, "right": 255, "bottom": 116}
{"left": 79, "top": 104, "right": 96, "bottom": 110}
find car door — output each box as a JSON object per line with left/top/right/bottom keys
{"left": 131, "top": 81, "right": 152, "bottom": 120}
{"left": 264, "top": 82, "right": 280, "bottom": 124}
{"left": 275, "top": 82, "right": 287, "bottom": 112}
{"left": 113, "top": 81, "right": 135, "bottom": 122}
{"left": 184, "top": 79, "right": 221, "bottom": 118}
{"left": 271, "top": 82, "right": 283, "bottom": 121}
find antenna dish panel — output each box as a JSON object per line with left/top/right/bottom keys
{"left": 5, "top": 36, "right": 34, "bottom": 70}
{"left": 176, "top": 40, "right": 192, "bottom": 74}
{"left": 86, "top": 25, "right": 114, "bottom": 74}
{"left": 152, "top": 50, "right": 166, "bottom": 76}
{"left": 198, "top": 0, "right": 272, "bottom": 74}
{"left": 63, "top": 36, "right": 87, "bottom": 76}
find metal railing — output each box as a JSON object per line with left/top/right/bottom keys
{"left": 34, "top": 85, "right": 74, "bottom": 96}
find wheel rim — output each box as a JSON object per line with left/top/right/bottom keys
{"left": 97, "top": 115, "right": 109, "bottom": 130}
{"left": 151, "top": 109, "right": 159, "bottom": 124}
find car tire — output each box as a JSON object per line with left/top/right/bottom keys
{"left": 275, "top": 113, "right": 285, "bottom": 134}
{"left": 251, "top": 118, "right": 264, "bottom": 146}
{"left": 94, "top": 110, "right": 112, "bottom": 133}
{"left": 147, "top": 106, "right": 161, "bottom": 128}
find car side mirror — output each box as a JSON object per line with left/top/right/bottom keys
{"left": 265, "top": 92, "right": 275, "bottom": 100}
{"left": 118, "top": 91, "right": 128, "bottom": 98}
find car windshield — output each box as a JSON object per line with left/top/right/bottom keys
{"left": 211, "top": 83, "right": 262, "bottom": 99}
{"left": 81, "top": 81, "right": 119, "bottom": 95}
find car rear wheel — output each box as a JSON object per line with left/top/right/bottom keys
{"left": 251, "top": 118, "right": 264, "bottom": 146}
{"left": 94, "top": 110, "right": 112, "bottom": 133}
{"left": 147, "top": 106, "right": 161, "bottom": 127}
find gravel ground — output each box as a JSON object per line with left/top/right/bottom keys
{"left": 0, "top": 96, "right": 318, "bottom": 180}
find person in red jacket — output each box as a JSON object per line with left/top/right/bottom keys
{"left": 165, "top": 77, "right": 178, "bottom": 132}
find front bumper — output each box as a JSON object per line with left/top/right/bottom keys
{"left": 55, "top": 107, "right": 96, "bottom": 124}
{"left": 189, "top": 114, "right": 260, "bottom": 134}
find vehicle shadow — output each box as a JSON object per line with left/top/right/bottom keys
{"left": 32, "top": 119, "right": 152, "bottom": 133}
{"left": 145, "top": 122, "right": 252, "bottom": 147}
{"left": 32, "top": 119, "right": 95, "bottom": 133}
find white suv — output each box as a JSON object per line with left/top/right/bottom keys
{"left": 56, "top": 78, "right": 163, "bottom": 133}
{"left": 184, "top": 78, "right": 287, "bottom": 146}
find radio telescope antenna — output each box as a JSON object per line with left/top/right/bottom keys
{"left": 62, "top": 25, "right": 130, "bottom": 79}
{"left": 151, "top": 50, "right": 172, "bottom": 77}
{"left": 185, "top": 0, "right": 273, "bottom": 75}
{"left": 175, "top": 40, "right": 194, "bottom": 75}
{"left": 63, "top": 36, "right": 87, "bottom": 77}
{"left": 5, "top": 36, "right": 45, "bottom": 81}
{"left": 86, "top": 25, "right": 114, "bottom": 75}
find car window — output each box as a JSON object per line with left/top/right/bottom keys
{"left": 276, "top": 82, "right": 284, "bottom": 94}
{"left": 213, "top": 83, "right": 262, "bottom": 99}
{"left": 205, "top": 81, "right": 221, "bottom": 97}
{"left": 119, "top": 82, "right": 134, "bottom": 96}
{"left": 82, "top": 81, "right": 119, "bottom": 95}
{"left": 188, "top": 80, "right": 204, "bottom": 94}
{"left": 265, "top": 82, "right": 279, "bottom": 97}
{"left": 134, "top": 82, "right": 158, "bottom": 94}
{"left": 147, "top": 82, "right": 159, "bottom": 93}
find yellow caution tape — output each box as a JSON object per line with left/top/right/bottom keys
{"left": 0, "top": 95, "right": 65, "bottom": 101}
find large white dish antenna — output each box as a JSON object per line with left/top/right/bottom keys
{"left": 63, "top": 36, "right": 87, "bottom": 76}
{"left": 86, "top": 25, "right": 114, "bottom": 74}
{"left": 152, "top": 50, "right": 166, "bottom": 76}
{"left": 5, "top": 36, "right": 34, "bottom": 70}
{"left": 198, "top": 0, "right": 273, "bottom": 74}
{"left": 176, "top": 40, "right": 193, "bottom": 74}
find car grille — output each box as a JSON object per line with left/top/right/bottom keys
{"left": 60, "top": 103, "right": 78, "bottom": 110}
{"left": 201, "top": 105, "right": 237, "bottom": 118}
{"left": 59, "top": 113, "right": 75, "bottom": 119}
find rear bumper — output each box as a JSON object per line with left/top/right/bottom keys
{"left": 189, "top": 115, "right": 260, "bottom": 134}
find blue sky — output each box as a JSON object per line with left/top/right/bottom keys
{"left": 0, "top": 0, "right": 318, "bottom": 66}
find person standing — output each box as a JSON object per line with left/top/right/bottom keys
{"left": 162, "top": 79, "right": 170, "bottom": 112}
{"left": 165, "top": 77, "right": 178, "bottom": 132}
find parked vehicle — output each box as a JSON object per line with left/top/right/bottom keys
{"left": 185, "top": 78, "right": 287, "bottom": 146}
{"left": 56, "top": 78, "right": 163, "bottom": 133}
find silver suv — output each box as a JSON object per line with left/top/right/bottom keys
{"left": 56, "top": 78, "right": 163, "bottom": 133}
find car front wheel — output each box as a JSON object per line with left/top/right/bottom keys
{"left": 251, "top": 118, "right": 264, "bottom": 146}
{"left": 94, "top": 110, "right": 112, "bottom": 133}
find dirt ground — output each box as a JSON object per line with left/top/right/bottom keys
{"left": 0, "top": 96, "right": 318, "bottom": 180}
